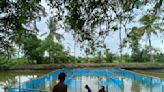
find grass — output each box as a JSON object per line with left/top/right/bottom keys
{"left": 5, "top": 62, "right": 163, "bottom": 70}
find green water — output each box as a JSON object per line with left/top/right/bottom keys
{"left": 134, "top": 70, "right": 164, "bottom": 79}
{"left": 0, "top": 70, "right": 51, "bottom": 92}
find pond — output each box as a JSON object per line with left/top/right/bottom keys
{"left": 1, "top": 68, "right": 164, "bottom": 92}
{"left": 0, "top": 70, "right": 51, "bottom": 92}
{"left": 133, "top": 70, "right": 164, "bottom": 79}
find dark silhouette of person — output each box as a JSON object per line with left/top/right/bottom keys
{"left": 52, "top": 72, "right": 67, "bottom": 92}
{"left": 85, "top": 85, "right": 91, "bottom": 92}
{"left": 98, "top": 86, "right": 105, "bottom": 92}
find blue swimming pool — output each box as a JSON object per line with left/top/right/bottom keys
{"left": 8, "top": 68, "right": 164, "bottom": 92}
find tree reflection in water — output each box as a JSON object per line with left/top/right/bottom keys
{"left": 131, "top": 81, "right": 141, "bottom": 92}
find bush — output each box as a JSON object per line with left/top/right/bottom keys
{"left": 156, "top": 53, "right": 164, "bottom": 62}
{"left": 0, "top": 55, "right": 9, "bottom": 70}
{"left": 8, "top": 58, "right": 33, "bottom": 65}
{"left": 0, "top": 55, "right": 34, "bottom": 70}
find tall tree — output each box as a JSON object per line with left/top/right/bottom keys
{"left": 138, "top": 14, "right": 164, "bottom": 62}
{"left": 22, "top": 35, "right": 43, "bottom": 64}
{"left": 47, "top": 0, "right": 163, "bottom": 55}
{"left": 47, "top": 17, "right": 63, "bottom": 41}
{"left": 40, "top": 17, "right": 64, "bottom": 63}
{"left": 0, "top": 0, "right": 46, "bottom": 56}
{"left": 104, "top": 49, "right": 114, "bottom": 63}
{"left": 40, "top": 37, "right": 68, "bottom": 63}
{"left": 127, "top": 27, "right": 141, "bottom": 55}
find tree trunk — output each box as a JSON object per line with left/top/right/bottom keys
{"left": 18, "top": 45, "right": 21, "bottom": 58}
{"left": 119, "top": 19, "right": 123, "bottom": 62}
{"left": 74, "top": 38, "right": 76, "bottom": 63}
{"left": 148, "top": 36, "right": 154, "bottom": 63}
{"left": 6, "top": 47, "right": 10, "bottom": 60}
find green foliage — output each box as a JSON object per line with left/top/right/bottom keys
{"left": 129, "top": 52, "right": 144, "bottom": 62}
{"left": 0, "top": 55, "right": 9, "bottom": 70}
{"left": 123, "top": 26, "right": 142, "bottom": 62}
{"left": 47, "top": 0, "right": 164, "bottom": 54}
{"left": 7, "top": 57, "right": 33, "bottom": 65}
{"left": 40, "top": 37, "right": 69, "bottom": 63}
{"left": 127, "top": 46, "right": 161, "bottom": 62}
{"left": 0, "top": 0, "right": 45, "bottom": 56}
{"left": 47, "top": 17, "right": 63, "bottom": 41}
{"left": 75, "top": 57, "right": 84, "bottom": 63}
{"left": 0, "top": 54, "right": 34, "bottom": 70}
{"left": 156, "top": 53, "right": 164, "bottom": 62}
{"left": 138, "top": 14, "right": 164, "bottom": 62}
{"left": 122, "top": 54, "right": 131, "bottom": 62}
{"left": 104, "top": 49, "right": 114, "bottom": 63}
{"left": 23, "top": 35, "right": 44, "bottom": 64}
{"left": 0, "top": 0, "right": 164, "bottom": 66}
{"left": 138, "top": 14, "right": 164, "bottom": 37}
{"left": 135, "top": 0, "right": 141, "bottom": 9}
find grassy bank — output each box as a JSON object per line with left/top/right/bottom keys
{"left": 6, "top": 63, "right": 164, "bottom": 70}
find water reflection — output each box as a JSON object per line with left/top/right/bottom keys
{"left": 0, "top": 71, "right": 50, "bottom": 92}
{"left": 113, "top": 69, "right": 164, "bottom": 92}
{"left": 37, "top": 69, "right": 122, "bottom": 92}
{"left": 68, "top": 76, "right": 100, "bottom": 92}
{"left": 5, "top": 68, "right": 164, "bottom": 92}
{"left": 131, "top": 81, "right": 141, "bottom": 92}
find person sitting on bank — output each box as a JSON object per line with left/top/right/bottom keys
{"left": 52, "top": 72, "right": 67, "bottom": 92}
{"left": 98, "top": 86, "right": 105, "bottom": 92}
{"left": 85, "top": 85, "right": 92, "bottom": 92}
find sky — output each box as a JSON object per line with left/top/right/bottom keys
{"left": 36, "top": 0, "right": 164, "bottom": 57}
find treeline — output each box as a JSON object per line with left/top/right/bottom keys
{"left": 76, "top": 46, "right": 164, "bottom": 63}
{"left": 1, "top": 0, "right": 164, "bottom": 70}
{"left": 0, "top": 35, "right": 73, "bottom": 70}
{"left": 1, "top": 43, "right": 164, "bottom": 70}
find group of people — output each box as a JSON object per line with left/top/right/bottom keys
{"left": 52, "top": 72, "right": 106, "bottom": 92}
{"left": 85, "top": 85, "right": 105, "bottom": 92}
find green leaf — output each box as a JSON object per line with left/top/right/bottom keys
{"left": 135, "top": 0, "right": 141, "bottom": 9}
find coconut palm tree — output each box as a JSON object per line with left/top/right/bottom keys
{"left": 40, "top": 17, "right": 64, "bottom": 63}
{"left": 138, "top": 14, "right": 164, "bottom": 62}
{"left": 47, "top": 17, "right": 64, "bottom": 41}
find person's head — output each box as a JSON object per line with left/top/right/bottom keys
{"left": 58, "top": 72, "right": 66, "bottom": 82}
{"left": 85, "top": 85, "right": 89, "bottom": 89}
{"left": 101, "top": 86, "right": 105, "bottom": 90}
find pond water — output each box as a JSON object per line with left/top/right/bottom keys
{"left": 1, "top": 68, "right": 164, "bottom": 92}
{"left": 37, "top": 68, "right": 164, "bottom": 92}
{"left": 134, "top": 70, "right": 164, "bottom": 79}
{"left": 5, "top": 68, "right": 164, "bottom": 92}
{"left": 0, "top": 70, "right": 51, "bottom": 92}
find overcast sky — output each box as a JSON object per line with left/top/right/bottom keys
{"left": 36, "top": 0, "right": 164, "bottom": 56}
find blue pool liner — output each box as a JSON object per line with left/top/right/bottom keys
{"left": 65, "top": 68, "right": 122, "bottom": 89}
{"left": 111, "top": 68, "right": 164, "bottom": 89}
{"left": 8, "top": 68, "right": 164, "bottom": 92}
{"left": 8, "top": 69, "right": 66, "bottom": 92}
